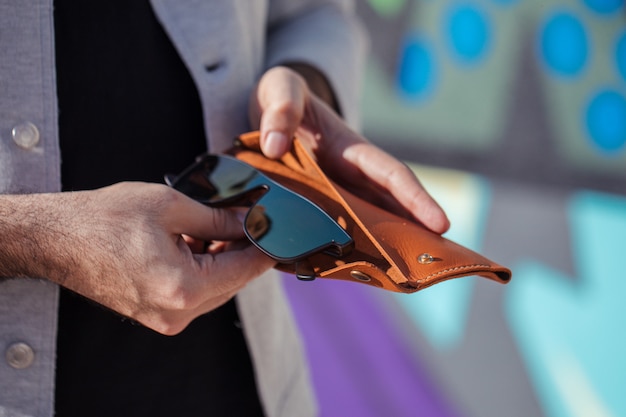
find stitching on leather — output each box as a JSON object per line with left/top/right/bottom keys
{"left": 424, "top": 264, "right": 491, "bottom": 281}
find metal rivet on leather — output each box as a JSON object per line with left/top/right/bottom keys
{"left": 11, "top": 121, "right": 40, "bottom": 149}
{"left": 350, "top": 270, "right": 372, "bottom": 282}
{"left": 417, "top": 253, "right": 435, "bottom": 264}
{"left": 5, "top": 342, "right": 35, "bottom": 369}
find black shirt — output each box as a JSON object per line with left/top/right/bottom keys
{"left": 53, "top": 1, "right": 264, "bottom": 415}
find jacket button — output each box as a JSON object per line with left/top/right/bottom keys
{"left": 5, "top": 342, "right": 35, "bottom": 369}
{"left": 12, "top": 121, "right": 40, "bottom": 149}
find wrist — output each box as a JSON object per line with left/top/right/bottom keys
{"left": 0, "top": 193, "right": 81, "bottom": 282}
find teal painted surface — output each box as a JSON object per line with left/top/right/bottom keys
{"left": 506, "top": 192, "right": 626, "bottom": 417}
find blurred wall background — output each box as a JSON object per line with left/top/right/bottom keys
{"left": 284, "top": 1, "right": 626, "bottom": 416}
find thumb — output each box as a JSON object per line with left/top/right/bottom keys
{"left": 255, "top": 68, "right": 309, "bottom": 159}
{"left": 165, "top": 194, "right": 247, "bottom": 242}
{"left": 261, "top": 130, "right": 292, "bottom": 160}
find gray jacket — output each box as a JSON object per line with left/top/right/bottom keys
{"left": 0, "top": 1, "right": 365, "bottom": 416}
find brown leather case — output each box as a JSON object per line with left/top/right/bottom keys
{"left": 229, "top": 131, "right": 511, "bottom": 293}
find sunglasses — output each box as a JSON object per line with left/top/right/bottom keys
{"left": 165, "top": 154, "right": 353, "bottom": 268}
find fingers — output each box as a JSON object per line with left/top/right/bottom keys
{"left": 169, "top": 243, "right": 274, "bottom": 331}
{"left": 137, "top": 226, "right": 273, "bottom": 335}
{"left": 343, "top": 142, "right": 451, "bottom": 234}
{"left": 250, "top": 67, "right": 450, "bottom": 234}
{"left": 165, "top": 192, "right": 274, "bottom": 294}
{"left": 163, "top": 190, "right": 246, "bottom": 242}
{"left": 253, "top": 67, "right": 309, "bottom": 159}
{"left": 149, "top": 244, "right": 273, "bottom": 336}
{"left": 199, "top": 243, "right": 275, "bottom": 292}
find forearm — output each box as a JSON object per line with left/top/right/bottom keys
{"left": 0, "top": 193, "right": 79, "bottom": 281}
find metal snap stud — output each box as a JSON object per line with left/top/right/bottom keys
{"left": 350, "top": 270, "right": 372, "bottom": 282}
{"left": 417, "top": 253, "right": 435, "bottom": 264}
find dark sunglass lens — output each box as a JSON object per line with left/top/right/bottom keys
{"left": 175, "top": 156, "right": 261, "bottom": 202}
{"left": 171, "top": 154, "right": 352, "bottom": 262}
{"left": 244, "top": 187, "right": 352, "bottom": 262}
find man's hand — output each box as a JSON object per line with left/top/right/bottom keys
{"left": 249, "top": 66, "right": 450, "bottom": 234}
{"left": 0, "top": 183, "right": 274, "bottom": 335}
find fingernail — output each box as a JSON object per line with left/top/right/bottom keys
{"left": 263, "top": 131, "right": 288, "bottom": 159}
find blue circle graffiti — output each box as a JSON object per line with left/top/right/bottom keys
{"left": 540, "top": 11, "right": 588, "bottom": 78}
{"left": 583, "top": 0, "right": 624, "bottom": 15}
{"left": 446, "top": 4, "right": 491, "bottom": 64}
{"left": 585, "top": 90, "right": 626, "bottom": 154}
{"left": 398, "top": 35, "right": 436, "bottom": 100}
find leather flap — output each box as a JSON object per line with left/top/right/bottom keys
{"left": 230, "top": 131, "right": 511, "bottom": 293}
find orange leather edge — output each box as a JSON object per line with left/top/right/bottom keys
{"left": 230, "top": 131, "right": 512, "bottom": 293}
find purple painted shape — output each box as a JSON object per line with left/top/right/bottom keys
{"left": 283, "top": 274, "right": 463, "bottom": 417}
